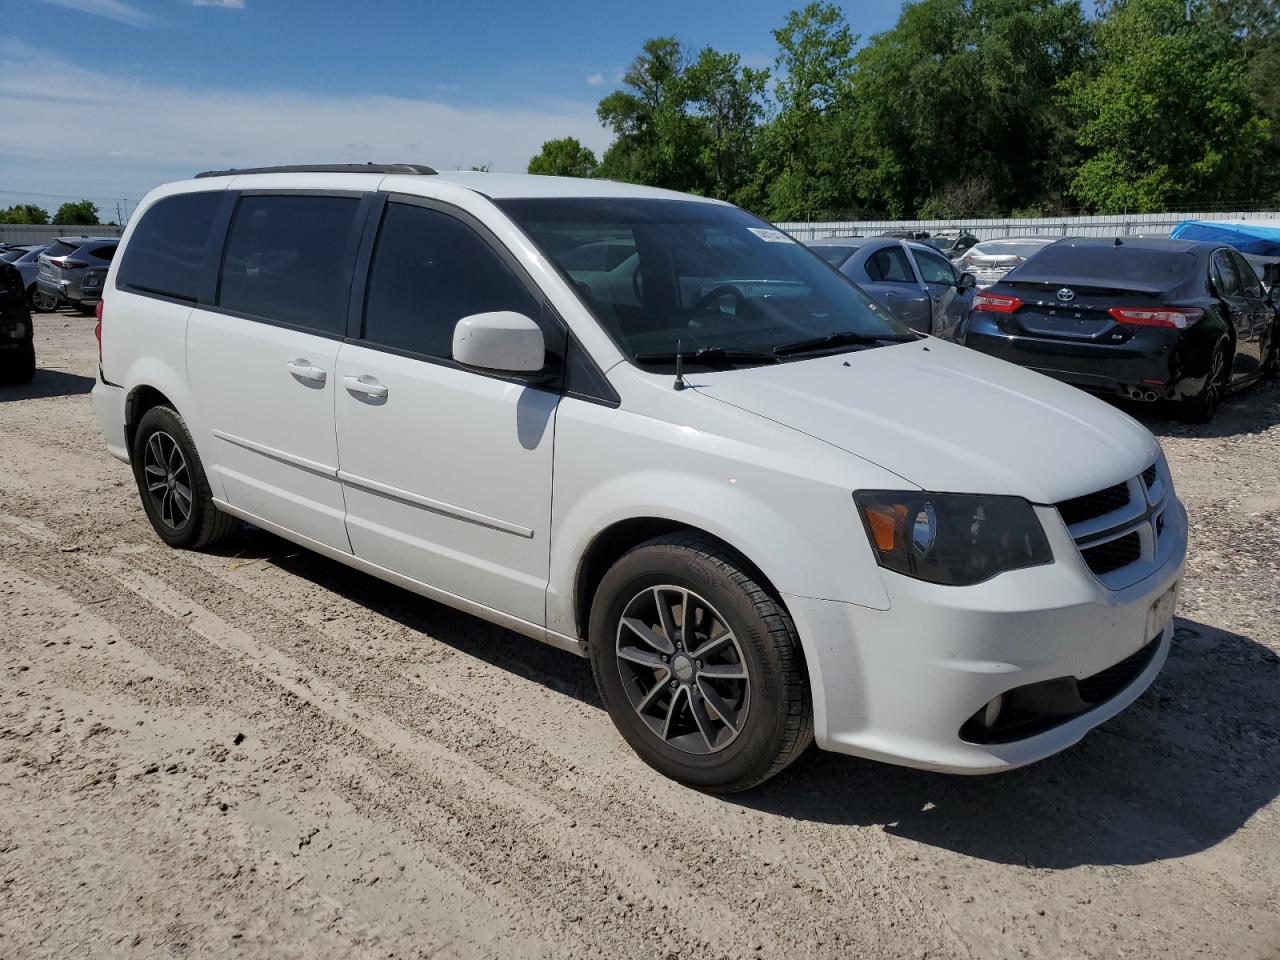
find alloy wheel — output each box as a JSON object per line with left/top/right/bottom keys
{"left": 614, "top": 585, "right": 750, "bottom": 755}
{"left": 142, "top": 431, "right": 192, "bottom": 530}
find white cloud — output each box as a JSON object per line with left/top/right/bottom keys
{"left": 585, "top": 73, "right": 605, "bottom": 86}
{"left": 193, "top": 0, "right": 246, "bottom": 7}
{"left": 42, "top": 0, "right": 152, "bottom": 27}
{"left": 433, "top": 82, "right": 462, "bottom": 93}
{"left": 0, "top": 41, "right": 612, "bottom": 205}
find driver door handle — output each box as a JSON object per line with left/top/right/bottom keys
{"left": 344, "top": 375, "right": 389, "bottom": 399}
{"left": 286, "top": 359, "right": 327, "bottom": 383}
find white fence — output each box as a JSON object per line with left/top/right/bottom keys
{"left": 775, "top": 210, "right": 1280, "bottom": 242}
{"left": 0, "top": 224, "right": 125, "bottom": 245}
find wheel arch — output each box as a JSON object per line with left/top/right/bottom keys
{"left": 573, "top": 517, "right": 795, "bottom": 645}
{"left": 124, "top": 383, "right": 178, "bottom": 456}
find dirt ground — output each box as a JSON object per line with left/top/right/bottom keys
{"left": 1, "top": 310, "right": 1278, "bottom": 960}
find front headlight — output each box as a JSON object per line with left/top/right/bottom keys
{"left": 854, "top": 491, "right": 1052, "bottom": 586}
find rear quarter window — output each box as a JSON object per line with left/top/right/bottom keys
{"left": 116, "top": 192, "right": 224, "bottom": 301}
{"left": 217, "top": 194, "right": 362, "bottom": 334}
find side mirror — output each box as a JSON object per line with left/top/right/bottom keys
{"left": 958, "top": 272, "right": 977, "bottom": 291}
{"left": 452, "top": 311, "right": 546, "bottom": 374}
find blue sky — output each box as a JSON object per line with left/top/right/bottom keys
{"left": 1, "top": 0, "right": 905, "bottom": 218}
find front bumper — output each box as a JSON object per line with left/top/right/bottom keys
{"left": 786, "top": 498, "right": 1187, "bottom": 774}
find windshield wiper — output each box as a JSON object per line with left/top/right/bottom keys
{"left": 771, "top": 330, "right": 913, "bottom": 357}
{"left": 633, "top": 346, "right": 781, "bottom": 367}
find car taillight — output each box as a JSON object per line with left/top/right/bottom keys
{"left": 1107, "top": 306, "right": 1202, "bottom": 330}
{"left": 60, "top": 258, "right": 89, "bottom": 269}
{"left": 973, "top": 292, "right": 1023, "bottom": 313}
{"left": 95, "top": 300, "right": 103, "bottom": 362}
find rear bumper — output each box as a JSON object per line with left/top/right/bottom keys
{"left": 91, "top": 377, "right": 130, "bottom": 463}
{"left": 963, "top": 318, "right": 1201, "bottom": 399}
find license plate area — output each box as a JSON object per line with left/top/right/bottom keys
{"left": 1145, "top": 582, "right": 1179, "bottom": 641}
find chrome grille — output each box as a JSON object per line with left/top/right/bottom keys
{"left": 1057, "top": 482, "right": 1130, "bottom": 527}
{"left": 1057, "top": 459, "right": 1170, "bottom": 588}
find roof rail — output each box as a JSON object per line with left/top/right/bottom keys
{"left": 194, "top": 163, "right": 438, "bottom": 179}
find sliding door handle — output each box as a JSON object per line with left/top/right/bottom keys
{"left": 286, "top": 359, "right": 327, "bottom": 383}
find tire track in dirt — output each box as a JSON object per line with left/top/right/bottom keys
{"left": 0, "top": 519, "right": 767, "bottom": 959}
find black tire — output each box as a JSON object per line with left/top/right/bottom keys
{"left": 0, "top": 339, "right": 35, "bottom": 386}
{"left": 131, "top": 405, "right": 239, "bottom": 549}
{"left": 588, "top": 533, "right": 813, "bottom": 793}
{"left": 25, "top": 284, "right": 37, "bottom": 313}
{"left": 1180, "top": 340, "right": 1228, "bottom": 423}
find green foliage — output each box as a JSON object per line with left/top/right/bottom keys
{"left": 52, "top": 200, "right": 99, "bottom": 225}
{"left": 0, "top": 204, "right": 50, "bottom": 224}
{"left": 531, "top": 0, "right": 1276, "bottom": 219}
{"left": 1065, "top": 0, "right": 1271, "bottom": 212}
{"left": 527, "top": 137, "right": 599, "bottom": 178}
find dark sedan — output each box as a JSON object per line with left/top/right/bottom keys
{"left": 962, "top": 237, "right": 1279, "bottom": 421}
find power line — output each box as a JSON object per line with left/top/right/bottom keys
{"left": 0, "top": 188, "right": 138, "bottom": 203}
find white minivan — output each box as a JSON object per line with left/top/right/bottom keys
{"left": 92, "top": 164, "right": 1186, "bottom": 792}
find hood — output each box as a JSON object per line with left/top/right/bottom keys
{"left": 690, "top": 339, "right": 1158, "bottom": 503}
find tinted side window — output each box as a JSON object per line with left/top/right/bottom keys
{"left": 1230, "top": 251, "right": 1264, "bottom": 299}
{"left": 117, "top": 192, "right": 223, "bottom": 301}
{"left": 88, "top": 245, "right": 117, "bottom": 262}
{"left": 363, "top": 202, "right": 540, "bottom": 359}
{"left": 867, "top": 246, "right": 916, "bottom": 283}
{"left": 218, "top": 195, "right": 361, "bottom": 334}
{"left": 1212, "top": 250, "right": 1242, "bottom": 297}
{"left": 915, "top": 249, "right": 958, "bottom": 285}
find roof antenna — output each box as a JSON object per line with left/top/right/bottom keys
{"left": 673, "top": 339, "right": 687, "bottom": 391}
{"left": 1114, "top": 237, "right": 1124, "bottom": 246}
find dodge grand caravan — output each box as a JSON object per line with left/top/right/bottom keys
{"left": 92, "top": 164, "right": 1186, "bottom": 792}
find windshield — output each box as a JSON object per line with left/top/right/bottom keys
{"left": 497, "top": 198, "right": 909, "bottom": 365}
{"left": 0, "top": 250, "right": 21, "bottom": 263}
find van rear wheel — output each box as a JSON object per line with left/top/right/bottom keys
{"left": 131, "top": 405, "right": 239, "bottom": 549}
{"left": 588, "top": 533, "right": 812, "bottom": 793}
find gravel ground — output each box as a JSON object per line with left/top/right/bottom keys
{"left": 2, "top": 310, "right": 1278, "bottom": 960}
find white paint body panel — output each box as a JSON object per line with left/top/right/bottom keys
{"left": 187, "top": 306, "right": 350, "bottom": 553}
{"left": 333, "top": 341, "right": 557, "bottom": 627}
{"left": 91, "top": 170, "right": 1189, "bottom": 776}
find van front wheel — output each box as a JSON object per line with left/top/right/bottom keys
{"left": 588, "top": 534, "right": 813, "bottom": 793}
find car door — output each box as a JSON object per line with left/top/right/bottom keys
{"left": 1229, "top": 249, "right": 1272, "bottom": 376}
{"left": 852, "top": 243, "right": 931, "bottom": 333}
{"left": 186, "top": 191, "right": 368, "bottom": 553}
{"left": 910, "top": 245, "right": 972, "bottom": 336}
{"left": 1210, "top": 248, "right": 1259, "bottom": 379}
{"left": 334, "top": 196, "right": 561, "bottom": 628}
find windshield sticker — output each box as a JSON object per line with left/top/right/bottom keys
{"left": 747, "top": 227, "right": 793, "bottom": 244}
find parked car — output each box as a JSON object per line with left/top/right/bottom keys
{"left": 36, "top": 236, "right": 118, "bottom": 312}
{"left": 93, "top": 164, "right": 1186, "bottom": 792}
{"left": 1, "top": 244, "right": 50, "bottom": 310}
{"left": 807, "top": 235, "right": 977, "bottom": 336}
{"left": 928, "top": 230, "right": 980, "bottom": 258}
{"left": 879, "top": 229, "right": 931, "bottom": 241}
{"left": 0, "top": 259, "right": 35, "bottom": 384}
{"left": 954, "top": 237, "right": 1056, "bottom": 288}
{"left": 962, "top": 237, "right": 1280, "bottom": 421}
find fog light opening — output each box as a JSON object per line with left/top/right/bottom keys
{"left": 981, "top": 694, "right": 1004, "bottom": 729}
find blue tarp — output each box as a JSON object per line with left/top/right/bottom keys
{"left": 1170, "top": 220, "right": 1280, "bottom": 257}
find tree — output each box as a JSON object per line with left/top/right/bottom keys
{"left": 52, "top": 200, "right": 100, "bottom": 225}
{"left": 755, "top": 2, "right": 859, "bottom": 219}
{"left": 596, "top": 38, "right": 703, "bottom": 191}
{"left": 0, "top": 204, "right": 50, "bottom": 224}
{"left": 852, "top": 0, "right": 1091, "bottom": 218}
{"left": 683, "top": 49, "right": 769, "bottom": 201}
{"left": 527, "top": 137, "right": 599, "bottom": 178}
{"left": 1064, "top": 0, "right": 1271, "bottom": 211}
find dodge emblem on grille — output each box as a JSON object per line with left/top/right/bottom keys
{"left": 1056, "top": 287, "right": 1076, "bottom": 302}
